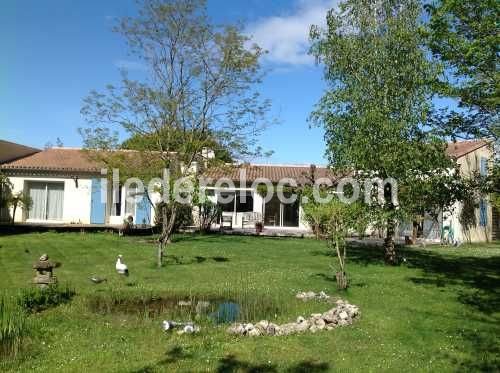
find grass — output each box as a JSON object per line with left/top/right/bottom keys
{"left": 0, "top": 231, "right": 498, "bottom": 372}
{"left": 0, "top": 295, "right": 29, "bottom": 358}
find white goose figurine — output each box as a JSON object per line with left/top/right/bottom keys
{"left": 115, "top": 255, "right": 129, "bottom": 276}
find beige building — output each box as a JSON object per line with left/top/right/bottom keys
{"left": 444, "top": 140, "right": 498, "bottom": 242}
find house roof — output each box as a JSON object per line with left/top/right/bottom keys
{"left": 0, "top": 148, "right": 103, "bottom": 173}
{"left": 445, "top": 140, "right": 489, "bottom": 159}
{"left": 0, "top": 140, "right": 40, "bottom": 164}
{"left": 203, "top": 164, "right": 338, "bottom": 184}
{"left": 0, "top": 139, "right": 489, "bottom": 177}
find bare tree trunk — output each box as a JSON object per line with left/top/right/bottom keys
{"left": 156, "top": 205, "right": 177, "bottom": 268}
{"left": 384, "top": 218, "right": 396, "bottom": 265}
{"left": 11, "top": 203, "right": 17, "bottom": 225}
{"left": 334, "top": 236, "right": 348, "bottom": 289}
{"left": 412, "top": 220, "right": 418, "bottom": 244}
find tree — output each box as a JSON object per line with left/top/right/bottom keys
{"left": 424, "top": 0, "right": 499, "bottom": 141}
{"left": 325, "top": 199, "right": 368, "bottom": 289}
{"left": 9, "top": 192, "right": 32, "bottom": 225}
{"left": 310, "top": 0, "right": 456, "bottom": 264}
{"left": 424, "top": 0, "right": 499, "bottom": 219}
{"left": 80, "top": 0, "right": 271, "bottom": 268}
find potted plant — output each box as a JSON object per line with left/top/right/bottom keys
{"left": 255, "top": 221, "right": 263, "bottom": 234}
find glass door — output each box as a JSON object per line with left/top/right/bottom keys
{"left": 264, "top": 194, "right": 300, "bottom": 227}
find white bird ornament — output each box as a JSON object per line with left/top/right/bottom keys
{"left": 115, "top": 255, "right": 129, "bottom": 276}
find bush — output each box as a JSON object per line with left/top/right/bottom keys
{"left": 197, "top": 199, "right": 220, "bottom": 232}
{"left": 18, "top": 285, "right": 75, "bottom": 313}
{"left": 154, "top": 202, "right": 193, "bottom": 232}
{"left": 0, "top": 296, "right": 28, "bottom": 358}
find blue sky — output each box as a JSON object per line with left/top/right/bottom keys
{"left": 1, "top": 0, "right": 337, "bottom": 165}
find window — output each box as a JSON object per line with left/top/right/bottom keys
{"left": 124, "top": 185, "right": 136, "bottom": 216}
{"left": 217, "top": 192, "right": 235, "bottom": 213}
{"left": 111, "top": 184, "right": 122, "bottom": 216}
{"left": 236, "top": 192, "right": 253, "bottom": 213}
{"left": 480, "top": 157, "right": 488, "bottom": 176}
{"left": 479, "top": 199, "right": 488, "bottom": 227}
{"left": 28, "top": 182, "right": 64, "bottom": 221}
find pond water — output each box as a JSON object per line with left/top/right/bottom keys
{"left": 88, "top": 295, "right": 245, "bottom": 323}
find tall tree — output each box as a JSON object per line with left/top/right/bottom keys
{"left": 424, "top": 0, "right": 499, "bottom": 140}
{"left": 80, "top": 0, "right": 271, "bottom": 267}
{"left": 310, "top": 0, "right": 456, "bottom": 264}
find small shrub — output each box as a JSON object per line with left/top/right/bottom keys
{"left": 18, "top": 285, "right": 75, "bottom": 313}
{"left": 0, "top": 296, "right": 28, "bottom": 358}
{"left": 154, "top": 202, "right": 193, "bottom": 232}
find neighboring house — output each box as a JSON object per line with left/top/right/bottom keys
{"left": 0, "top": 147, "right": 152, "bottom": 226}
{"left": 444, "top": 140, "right": 496, "bottom": 243}
{"left": 0, "top": 139, "right": 496, "bottom": 242}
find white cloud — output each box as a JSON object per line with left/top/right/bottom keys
{"left": 246, "top": 0, "right": 338, "bottom": 66}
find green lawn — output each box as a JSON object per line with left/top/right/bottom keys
{"left": 0, "top": 232, "right": 499, "bottom": 372}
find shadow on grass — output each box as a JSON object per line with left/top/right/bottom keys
{"left": 129, "top": 346, "right": 194, "bottom": 372}
{"left": 216, "top": 355, "right": 330, "bottom": 373}
{"left": 326, "top": 243, "right": 500, "bottom": 372}
{"left": 164, "top": 255, "right": 230, "bottom": 265}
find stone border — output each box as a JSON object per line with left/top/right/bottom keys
{"left": 227, "top": 299, "right": 359, "bottom": 337}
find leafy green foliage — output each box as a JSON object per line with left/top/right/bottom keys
{"left": 0, "top": 296, "right": 28, "bottom": 358}
{"left": 79, "top": 0, "right": 272, "bottom": 266}
{"left": 424, "top": 0, "right": 499, "bottom": 140}
{"left": 309, "top": 0, "right": 462, "bottom": 263}
{"left": 17, "top": 285, "right": 75, "bottom": 313}
{"left": 154, "top": 202, "right": 193, "bottom": 233}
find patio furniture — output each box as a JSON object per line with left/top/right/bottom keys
{"left": 220, "top": 214, "right": 233, "bottom": 230}
{"left": 241, "top": 212, "right": 262, "bottom": 229}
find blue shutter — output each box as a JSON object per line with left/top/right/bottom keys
{"left": 90, "top": 178, "right": 106, "bottom": 224}
{"left": 135, "top": 193, "right": 151, "bottom": 226}
{"left": 480, "top": 157, "right": 488, "bottom": 176}
{"left": 479, "top": 200, "right": 488, "bottom": 227}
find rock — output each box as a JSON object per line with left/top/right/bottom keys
{"left": 321, "top": 310, "right": 336, "bottom": 323}
{"left": 227, "top": 324, "right": 245, "bottom": 335}
{"left": 346, "top": 306, "right": 359, "bottom": 317}
{"left": 296, "top": 292, "right": 306, "bottom": 299}
{"left": 309, "top": 325, "right": 319, "bottom": 333}
{"left": 318, "top": 291, "right": 329, "bottom": 299}
{"left": 310, "top": 313, "right": 322, "bottom": 319}
{"left": 184, "top": 324, "right": 198, "bottom": 333}
{"left": 278, "top": 323, "right": 297, "bottom": 336}
{"left": 256, "top": 320, "right": 269, "bottom": 332}
{"left": 338, "top": 319, "right": 350, "bottom": 326}
{"left": 266, "top": 323, "right": 279, "bottom": 336}
{"left": 295, "top": 320, "right": 310, "bottom": 332}
{"left": 305, "top": 291, "right": 316, "bottom": 299}
{"left": 314, "top": 318, "right": 326, "bottom": 329}
{"left": 339, "top": 311, "right": 349, "bottom": 320}
{"left": 224, "top": 298, "right": 359, "bottom": 337}
{"left": 244, "top": 323, "right": 254, "bottom": 333}
{"left": 248, "top": 328, "right": 261, "bottom": 337}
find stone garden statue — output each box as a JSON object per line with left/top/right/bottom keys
{"left": 33, "top": 254, "right": 58, "bottom": 289}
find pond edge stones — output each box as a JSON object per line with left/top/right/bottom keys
{"left": 227, "top": 299, "right": 359, "bottom": 337}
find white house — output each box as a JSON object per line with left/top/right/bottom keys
{"left": 0, "top": 139, "right": 497, "bottom": 242}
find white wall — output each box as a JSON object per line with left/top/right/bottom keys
{"left": 7, "top": 175, "right": 92, "bottom": 224}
